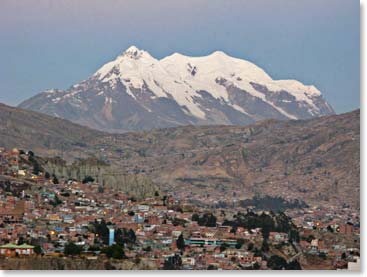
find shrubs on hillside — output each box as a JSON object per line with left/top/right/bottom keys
{"left": 102, "top": 244, "right": 125, "bottom": 259}
{"left": 191, "top": 213, "right": 217, "bottom": 227}
{"left": 64, "top": 242, "right": 83, "bottom": 256}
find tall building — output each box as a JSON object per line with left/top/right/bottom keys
{"left": 108, "top": 227, "right": 115, "bottom": 246}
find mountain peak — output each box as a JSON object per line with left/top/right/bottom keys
{"left": 19, "top": 47, "right": 335, "bottom": 132}
{"left": 121, "top": 45, "right": 150, "bottom": 59}
{"left": 209, "top": 50, "right": 229, "bottom": 57}
{"left": 124, "top": 45, "right": 141, "bottom": 54}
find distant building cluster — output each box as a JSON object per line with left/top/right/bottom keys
{"left": 0, "top": 147, "right": 360, "bottom": 270}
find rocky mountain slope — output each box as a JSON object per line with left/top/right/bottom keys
{"left": 19, "top": 46, "right": 334, "bottom": 132}
{"left": 0, "top": 103, "right": 359, "bottom": 208}
{"left": 0, "top": 103, "right": 101, "bottom": 156}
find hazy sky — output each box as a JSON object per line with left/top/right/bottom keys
{"left": 0, "top": 0, "right": 359, "bottom": 113}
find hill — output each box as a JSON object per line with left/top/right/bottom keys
{"left": 0, "top": 103, "right": 359, "bottom": 208}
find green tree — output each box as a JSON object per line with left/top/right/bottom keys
{"left": 50, "top": 195, "right": 63, "bottom": 207}
{"left": 28, "top": 154, "right": 43, "bottom": 175}
{"left": 96, "top": 219, "right": 110, "bottom": 245}
{"left": 128, "top": 196, "right": 137, "bottom": 202}
{"left": 17, "top": 236, "right": 25, "bottom": 245}
{"left": 267, "top": 255, "right": 287, "bottom": 270}
{"left": 253, "top": 262, "right": 260, "bottom": 269}
{"left": 290, "top": 229, "right": 300, "bottom": 242}
{"left": 197, "top": 213, "right": 217, "bottom": 227}
{"left": 102, "top": 244, "right": 125, "bottom": 259}
{"left": 191, "top": 213, "right": 200, "bottom": 222}
{"left": 261, "top": 239, "right": 269, "bottom": 252}
{"left": 161, "top": 195, "right": 169, "bottom": 206}
{"left": 34, "top": 245, "right": 42, "bottom": 255}
{"left": 163, "top": 254, "right": 182, "bottom": 270}
{"left": 115, "top": 228, "right": 124, "bottom": 245}
{"left": 220, "top": 243, "right": 228, "bottom": 252}
{"left": 286, "top": 260, "right": 301, "bottom": 270}
{"left": 64, "top": 242, "right": 82, "bottom": 256}
{"left": 235, "top": 238, "right": 245, "bottom": 249}
{"left": 88, "top": 245, "right": 100, "bottom": 252}
{"left": 114, "top": 228, "right": 136, "bottom": 245}
{"left": 176, "top": 234, "right": 185, "bottom": 251}
{"left": 52, "top": 174, "right": 59, "bottom": 184}
{"left": 230, "top": 225, "right": 238, "bottom": 233}
{"left": 82, "top": 176, "right": 95, "bottom": 184}
{"left": 253, "top": 248, "right": 263, "bottom": 257}
{"left": 143, "top": 246, "right": 152, "bottom": 252}
{"left": 128, "top": 229, "right": 136, "bottom": 244}
{"left": 32, "top": 160, "right": 43, "bottom": 175}
{"left": 172, "top": 217, "right": 186, "bottom": 227}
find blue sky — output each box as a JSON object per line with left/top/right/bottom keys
{"left": 0, "top": 0, "right": 359, "bottom": 113}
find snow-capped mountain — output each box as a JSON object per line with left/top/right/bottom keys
{"left": 19, "top": 46, "right": 334, "bottom": 132}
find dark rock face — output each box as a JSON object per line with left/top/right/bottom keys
{"left": 224, "top": 82, "right": 289, "bottom": 121}
{"left": 194, "top": 90, "right": 254, "bottom": 125}
{"left": 249, "top": 82, "right": 332, "bottom": 120}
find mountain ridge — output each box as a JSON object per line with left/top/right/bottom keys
{"left": 0, "top": 103, "right": 359, "bottom": 208}
{"left": 19, "top": 46, "right": 334, "bottom": 132}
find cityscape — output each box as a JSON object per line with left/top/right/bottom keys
{"left": 0, "top": 147, "right": 360, "bottom": 270}
{"left": 0, "top": 0, "right": 360, "bottom": 272}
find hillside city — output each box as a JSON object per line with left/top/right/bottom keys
{"left": 0, "top": 147, "right": 360, "bottom": 270}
